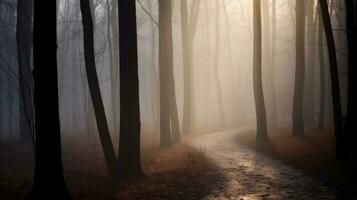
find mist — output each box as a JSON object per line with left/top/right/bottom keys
{"left": 1, "top": 0, "right": 356, "bottom": 199}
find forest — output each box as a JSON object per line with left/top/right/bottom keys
{"left": 1, "top": 0, "right": 357, "bottom": 199}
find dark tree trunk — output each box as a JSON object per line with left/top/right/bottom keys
{"left": 80, "top": 0, "right": 117, "bottom": 177}
{"left": 159, "top": 0, "right": 173, "bottom": 147}
{"left": 253, "top": 0, "right": 268, "bottom": 142}
{"left": 29, "top": 0, "right": 70, "bottom": 198}
{"left": 117, "top": 0, "right": 142, "bottom": 178}
{"left": 344, "top": 0, "right": 357, "bottom": 156}
{"left": 319, "top": 0, "right": 344, "bottom": 159}
{"left": 292, "top": 0, "right": 305, "bottom": 137}
{"left": 16, "top": 0, "right": 33, "bottom": 142}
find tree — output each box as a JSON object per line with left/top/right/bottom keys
{"left": 253, "top": 0, "right": 268, "bottom": 141}
{"left": 181, "top": 0, "right": 201, "bottom": 134}
{"left": 344, "top": 0, "right": 357, "bottom": 157}
{"left": 29, "top": 0, "right": 70, "bottom": 198}
{"left": 16, "top": 0, "right": 33, "bottom": 142}
{"left": 213, "top": 0, "right": 226, "bottom": 128}
{"left": 292, "top": 0, "right": 305, "bottom": 137}
{"left": 318, "top": 0, "right": 344, "bottom": 159}
{"left": 318, "top": 16, "right": 326, "bottom": 130}
{"left": 105, "top": 0, "right": 120, "bottom": 136}
{"left": 80, "top": 0, "right": 117, "bottom": 178}
{"left": 117, "top": 0, "right": 142, "bottom": 178}
{"left": 159, "top": 0, "right": 173, "bottom": 147}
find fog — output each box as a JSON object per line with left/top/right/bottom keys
{"left": 1, "top": 0, "right": 355, "bottom": 199}
{"left": 52, "top": 0, "right": 345, "bottom": 145}
{"left": 0, "top": 0, "right": 348, "bottom": 144}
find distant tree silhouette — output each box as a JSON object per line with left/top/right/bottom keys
{"left": 16, "top": 0, "right": 33, "bottom": 142}
{"left": 292, "top": 0, "right": 305, "bottom": 137}
{"left": 117, "top": 0, "right": 142, "bottom": 178}
{"left": 181, "top": 0, "right": 201, "bottom": 134}
{"left": 318, "top": 16, "right": 326, "bottom": 131}
{"left": 29, "top": 0, "right": 71, "bottom": 198}
{"left": 158, "top": 0, "right": 181, "bottom": 147}
{"left": 253, "top": 0, "right": 268, "bottom": 142}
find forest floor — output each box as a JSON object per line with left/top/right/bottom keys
{"left": 1, "top": 129, "right": 356, "bottom": 199}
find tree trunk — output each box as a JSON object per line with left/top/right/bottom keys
{"left": 181, "top": 0, "right": 201, "bottom": 134}
{"left": 107, "top": 0, "right": 119, "bottom": 136}
{"left": 181, "top": 0, "right": 192, "bottom": 134}
{"left": 29, "top": 0, "right": 70, "bottom": 198}
{"left": 80, "top": 0, "right": 117, "bottom": 178}
{"left": 253, "top": 0, "right": 268, "bottom": 141}
{"left": 304, "top": 0, "right": 316, "bottom": 128}
{"left": 213, "top": 0, "right": 226, "bottom": 128}
{"left": 159, "top": 0, "right": 173, "bottom": 147}
{"left": 344, "top": 0, "right": 357, "bottom": 156}
{"left": 117, "top": 0, "right": 142, "bottom": 178}
{"left": 318, "top": 17, "right": 326, "bottom": 130}
{"left": 16, "top": 0, "right": 33, "bottom": 142}
{"left": 318, "top": 0, "right": 344, "bottom": 159}
{"left": 292, "top": 0, "right": 305, "bottom": 137}
{"left": 268, "top": 0, "right": 278, "bottom": 129}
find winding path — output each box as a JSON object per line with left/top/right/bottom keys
{"left": 189, "top": 130, "right": 337, "bottom": 200}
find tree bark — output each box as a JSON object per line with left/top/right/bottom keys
{"left": 181, "top": 0, "right": 201, "bottom": 134}
{"left": 344, "top": 0, "right": 357, "bottom": 156}
{"left": 292, "top": 0, "right": 305, "bottom": 137}
{"left": 29, "top": 0, "right": 70, "bottom": 198}
{"left": 159, "top": 0, "right": 173, "bottom": 147}
{"left": 318, "top": 17, "right": 326, "bottom": 130}
{"left": 319, "top": 0, "right": 344, "bottom": 159}
{"left": 80, "top": 0, "right": 117, "bottom": 178}
{"left": 16, "top": 0, "right": 34, "bottom": 142}
{"left": 253, "top": 0, "right": 268, "bottom": 141}
{"left": 117, "top": 0, "right": 142, "bottom": 178}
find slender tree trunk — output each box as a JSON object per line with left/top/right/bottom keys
{"left": 304, "top": 0, "right": 316, "bottom": 128}
{"left": 106, "top": 0, "right": 119, "bottom": 136}
{"left": 261, "top": 0, "right": 273, "bottom": 129}
{"left": 181, "top": 0, "right": 192, "bottom": 134}
{"left": 344, "top": 0, "right": 357, "bottom": 156}
{"left": 159, "top": 0, "right": 173, "bottom": 147}
{"left": 148, "top": 2, "right": 159, "bottom": 131}
{"left": 213, "top": 0, "right": 226, "bottom": 128}
{"left": 319, "top": 0, "right": 344, "bottom": 159}
{"left": 80, "top": 0, "right": 117, "bottom": 178}
{"left": 16, "top": 0, "right": 33, "bottom": 142}
{"left": 318, "top": 17, "right": 326, "bottom": 130}
{"left": 253, "top": 0, "right": 268, "bottom": 141}
{"left": 108, "top": 0, "right": 120, "bottom": 136}
{"left": 181, "top": 0, "right": 201, "bottom": 134}
{"left": 222, "top": 0, "right": 239, "bottom": 124}
{"left": 29, "top": 0, "right": 70, "bottom": 198}
{"left": 169, "top": 60, "right": 181, "bottom": 143}
{"left": 292, "top": 0, "right": 305, "bottom": 137}
{"left": 269, "top": 0, "right": 278, "bottom": 129}
{"left": 117, "top": 0, "right": 142, "bottom": 178}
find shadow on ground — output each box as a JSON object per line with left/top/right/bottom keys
{"left": 0, "top": 141, "right": 227, "bottom": 200}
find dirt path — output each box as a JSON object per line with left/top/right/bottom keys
{"left": 189, "top": 130, "right": 337, "bottom": 200}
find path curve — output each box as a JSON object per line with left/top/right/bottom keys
{"left": 189, "top": 130, "right": 336, "bottom": 200}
